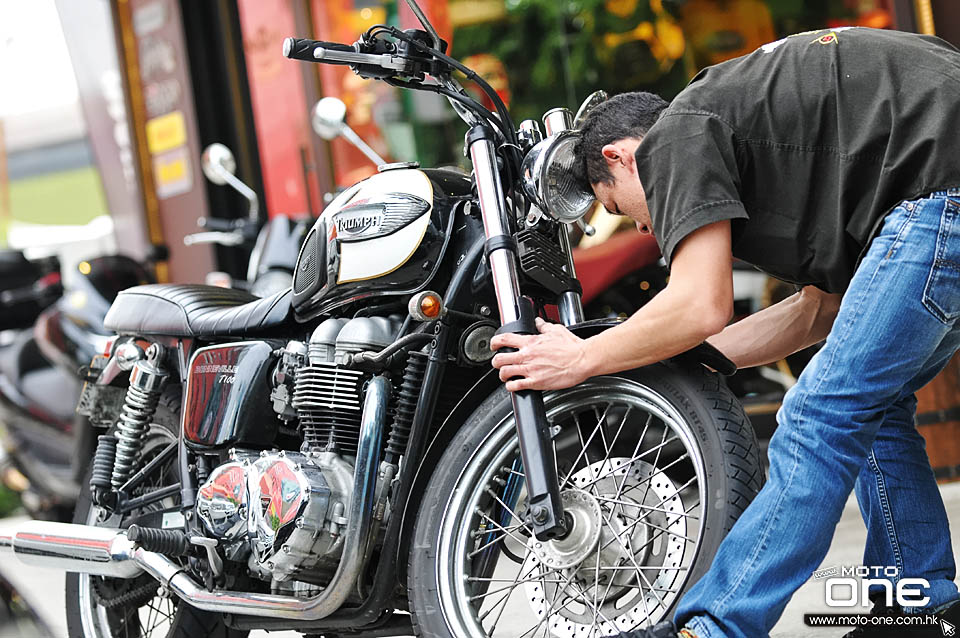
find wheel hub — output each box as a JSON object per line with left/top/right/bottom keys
{"left": 531, "top": 490, "right": 603, "bottom": 570}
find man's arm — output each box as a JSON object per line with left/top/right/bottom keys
{"left": 707, "top": 285, "right": 842, "bottom": 369}
{"left": 579, "top": 220, "right": 735, "bottom": 376}
{"left": 491, "top": 221, "right": 735, "bottom": 391}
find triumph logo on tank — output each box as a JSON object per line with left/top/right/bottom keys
{"left": 333, "top": 207, "right": 384, "bottom": 238}
{"left": 330, "top": 193, "right": 430, "bottom": 242}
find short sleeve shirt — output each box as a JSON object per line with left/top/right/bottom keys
{"left": 636, "top": 27, "right": 960, "bottom": 293}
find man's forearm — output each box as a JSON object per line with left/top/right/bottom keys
{"left": 582, "top": 285, "right": 729, "bottom": 376}
{"left": 707, "top": 287, "right": 840, "bottom": 369}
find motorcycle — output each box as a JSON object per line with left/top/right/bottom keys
{"left": 187, "top": 142, "right": 312, "bottom": 299}
{"left": 0, "top": 3, "right": 762, "bottom": 636}
{"left": 0, "top": 252, "right": 151, "bottom": 520}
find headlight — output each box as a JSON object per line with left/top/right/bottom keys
{"left": 521, "top": 130, "right": 596, "bottom": 223}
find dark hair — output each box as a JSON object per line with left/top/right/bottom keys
{"left": 573, "top": 91, "right": 669, "bottom": 187}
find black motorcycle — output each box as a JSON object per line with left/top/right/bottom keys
{"left": 0, "top": 4, "right": 762, "bottom": 637}
{"left": 0, "top": 252, "right": 150, "bottom": 520}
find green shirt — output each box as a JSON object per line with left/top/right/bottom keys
{"left": 637, "top": 27, "right": 960, "bottom": 293}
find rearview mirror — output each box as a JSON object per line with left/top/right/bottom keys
{"left": 573, "top": 90, "right": 609, "bottom": 130}
{"left": 311, "top": 97, "right": 348, "bottom": 141}
{"left": 201, "top": 143, "right": 237, "bottom": 186}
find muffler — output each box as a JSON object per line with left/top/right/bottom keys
{"left": 0, "top": 520, "right": 141, "bottom": 579}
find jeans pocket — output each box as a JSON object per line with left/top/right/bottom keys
{"left": 922, "top": 198, "right": 960, "bottom": 323}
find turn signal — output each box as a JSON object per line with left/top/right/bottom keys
{"left": 409, "top": 291, "right": 445, "bottom": 322}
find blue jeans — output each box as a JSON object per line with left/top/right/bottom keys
{"left": 675, "top": 190, "right": 960, "bottom": 637}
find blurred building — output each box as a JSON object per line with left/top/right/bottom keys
{"left": 26, "top": 0, "right": 952, "bottom": 282}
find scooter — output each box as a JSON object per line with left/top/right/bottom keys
{"left": 0, "top": 252, "right": 152, "bottom": 519}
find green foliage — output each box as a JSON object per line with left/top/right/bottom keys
{"left": 0, "top": 485, "right": 21, "bottom": 519}
{"left": 452, "top": 0, "right": 690, "bottom": 123}
{"left": 1, "top": 166, "right": 106, "bottom": 247}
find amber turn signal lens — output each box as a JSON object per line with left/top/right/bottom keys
{"left": 420, "top": 295, "right": 442, "bottom": 318}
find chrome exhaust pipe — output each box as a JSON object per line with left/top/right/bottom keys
{"left": 0, "top": 520, "right": 142, "bottom": 579}
{"left": 0, "top": 375, "right": 389, "bottom": 621}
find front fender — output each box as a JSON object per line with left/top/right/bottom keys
{"left": 395, "top": 318, "right": 736, "bottom": 572}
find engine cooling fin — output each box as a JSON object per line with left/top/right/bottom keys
{"left": 293, "top": 362, "right": 365, "bottom": 456}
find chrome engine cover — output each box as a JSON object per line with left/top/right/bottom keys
{"left": 196, "top": 462, "right": 248, "bottom": 559}
{"left": 196, "top": 449, "right": 354, "bottom": 583}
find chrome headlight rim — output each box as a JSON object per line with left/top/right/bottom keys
{"left": 521, "top": 130, "right": 596, "bottom": 224}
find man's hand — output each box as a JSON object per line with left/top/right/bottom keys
{"left": 490, "top": 318, "right": 592, "bottom": 392}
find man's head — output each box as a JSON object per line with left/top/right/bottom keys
{"left": 573, "top": 91, "right": 668, "bottom": 235}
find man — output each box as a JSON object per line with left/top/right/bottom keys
{"left": 490, "top": 27, "right": 960, "bottom": 638}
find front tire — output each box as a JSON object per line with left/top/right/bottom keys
{"left": 408, "top": 364, "right": 762, "bottom": 638}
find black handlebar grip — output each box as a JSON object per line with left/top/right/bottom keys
{"left": 282, "top": 37, "right": 356, "bottom": 63}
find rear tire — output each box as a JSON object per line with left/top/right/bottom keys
{"left": 408, "top": 364, "right": 763, "bottom": 638}
{"left": 64, "top": 388, "right": 245, "bottom": 638}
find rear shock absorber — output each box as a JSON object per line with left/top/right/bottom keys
{"left": 111, "top": 344, "right": 168, "bottom": 489}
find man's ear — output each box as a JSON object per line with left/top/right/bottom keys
{"left": 601, "top": 143, "right": 622, "bottom": 169}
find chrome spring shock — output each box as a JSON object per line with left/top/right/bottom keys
{"left": 111, "top": 344, "right": 168, "bottom": 489}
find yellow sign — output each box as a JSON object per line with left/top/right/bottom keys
{"left": 153, "top": 147, "right": 192, "bottom": 199}
{"left": 145, "top": 110, "right": 187, "bottom": 155}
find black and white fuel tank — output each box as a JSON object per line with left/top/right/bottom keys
{"left": 291, "top": 167, "right": 471, "bottom": 319}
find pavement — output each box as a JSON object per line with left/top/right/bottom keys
{"left": 3, "top": 482, "right": 960, "bottom": 638}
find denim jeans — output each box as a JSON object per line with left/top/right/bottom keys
{"left": 674, "top": 189, "right": 960, "bottom": 637}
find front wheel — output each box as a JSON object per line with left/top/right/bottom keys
{"left": 409, "top": 364, "right": 763, "bottom": 638}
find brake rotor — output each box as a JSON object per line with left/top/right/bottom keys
{"left": 522, "top": 458, "right": 690, "bottom": 637}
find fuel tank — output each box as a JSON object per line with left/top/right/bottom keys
{"left": 291, "top": 167, "right": 471, "bottom": 319}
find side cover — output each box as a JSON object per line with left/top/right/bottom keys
{"left": 183, "top": 341, "right": 279, "bottom": 450}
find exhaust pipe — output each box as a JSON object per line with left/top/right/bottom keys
{"left": 0, "top": 520, "right": 141, "bottom": 579}
{"left": 0, "top": 375, "right": 390, "bottom": 621}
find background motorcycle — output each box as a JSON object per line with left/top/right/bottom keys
{"left": 187, "top": 142, "right": 312, "bottom": 299}
{"left": 0, "top": 252, "right": 150, "bottom": 520}
{"left": 0, "top": 3, "right": 763, "bottom": 637}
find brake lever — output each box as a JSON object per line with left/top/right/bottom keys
{"left": 312, "top": 47, "right": 412, "bottom": 73}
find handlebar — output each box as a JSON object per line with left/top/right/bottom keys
{"left": 183, "top": 231, "right": 246, "bottom": 247}
{"left": 282, "top": 38, "right": 355, "bottom": 63}
{"left": 282, "top": 37, "right": 416, "bottom": 77}
{"left": 198, "top": 217, "right": 244, "bottom": 232}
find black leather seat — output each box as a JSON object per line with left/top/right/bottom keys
{"left": 103, "top": 284, "right": 293, "bottom": 337}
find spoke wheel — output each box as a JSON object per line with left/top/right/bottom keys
{"left": 65, "top": 388, "right": 246, "bottom": 638}
{"left": 410, "top": 366, "right": 763, "bottom": 638}
{"left": 77, "top": 424, "right": 179, "bottom": 638}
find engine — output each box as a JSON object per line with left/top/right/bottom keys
{"left": 196, "top": 449, "right": 352, "bottom": 584}
{"left": 191, "top": 315, "right": 407, "bottom": 589}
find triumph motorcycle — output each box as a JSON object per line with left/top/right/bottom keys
{"left": 0, "top": 3, "right": 762, "bottom": 637}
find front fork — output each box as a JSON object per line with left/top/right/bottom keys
{"left": 467, "top": 126, "right": 582, "bottom": 541}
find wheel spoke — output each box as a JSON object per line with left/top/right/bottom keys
{"left": 516, "top": 568, "right": 582, "bottom": 638}
{"left": 592, "top": 494, "right": 699, "bottom": 520}
{"left": 468, "top": 520, "right": 528, "bottom": 558}
{"left": 574, "top": 434, "right": 680, "bottom": 492}
{"left": 560, "top": 404, "right": 613, "bottom": 490}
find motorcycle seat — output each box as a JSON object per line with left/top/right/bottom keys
{"left": 103, "top": 284, "right": 293, "bottom": 337}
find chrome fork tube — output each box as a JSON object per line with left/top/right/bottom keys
{"left": 467, "top": 125, "right": 567, "bottom": 541}
{"left": 557, "top": 226, "right": 585, "bottom": 326}
{"left": 468, "top": 131, "right": 521, "bottom": 323}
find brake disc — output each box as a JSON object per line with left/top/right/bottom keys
{"left": 521, "top": 458, "right": 689, "bottom": 637}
